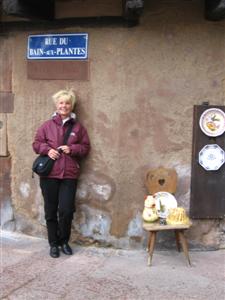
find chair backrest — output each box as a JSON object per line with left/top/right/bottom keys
{"left": 145, "top": 167, "right": 177, "bottom": 195}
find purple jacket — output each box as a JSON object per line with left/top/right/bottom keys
{"left": 32, "top": 113, "right": 90, "bottom": 179}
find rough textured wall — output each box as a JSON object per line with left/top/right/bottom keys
{"left": 3, "top": 0, "right": 225, "bottom": 249}
{"left": 0, "top": 38, "right": 14, "bottom": 231}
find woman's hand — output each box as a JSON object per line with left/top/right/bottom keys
{"left": 48, "top": 149, "right": 60, "bottom": 160}
{"left": 57, "top": 145, "right": 71, "bottom": 154}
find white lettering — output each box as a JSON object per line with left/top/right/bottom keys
{"left": 56, "top": 48, "right": 63, "bottom": 55}
{"left": 78, "top": 48, "right": 86, "bottom": 55}
{"left": 45, "top": 37, "right": 57, "bottom": 45}
{"left": 29, "top": 48, "right": 44, "bottom": 56}
{"left": 68, "top": 48, "right": 74, "bottom": 55}
{"left": 46, "top": 50, "right": 54, "bottom": 55}
{"left": 55, "top": 47, "right": 86, "bottom": 56}
{"left": 59, "top": 37, "right": 68, "bottom": 45}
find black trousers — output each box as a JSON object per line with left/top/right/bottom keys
{"left": 40, "top": 178, "right": 77, "bottom": 246}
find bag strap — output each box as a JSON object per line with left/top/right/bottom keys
{"left": 63, "top": 122, "right": 74, "bottom": 145}
{"left": 32, "top": 122, "right": 75, "bottom": 179}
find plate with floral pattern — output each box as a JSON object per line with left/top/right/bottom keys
{"left": 199, "top": 108, "right": 225, "bottom": 137}
{"left": 199, "top": 144, "right": 225, "bottom": 171}
{"left": 154, "top": 192, "right": 177, "bottom": 218}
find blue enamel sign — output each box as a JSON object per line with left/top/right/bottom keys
{"left": 27, "top": 33, "right": 88, "bottom": 60}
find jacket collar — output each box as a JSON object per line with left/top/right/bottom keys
{"left": 52, "top": 112, "right": 76, "bottom": 126}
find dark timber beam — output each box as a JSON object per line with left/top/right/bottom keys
{"left": 205, "top": 0, "right": 225, "bottom": 21}
{"left": 122, "top": 0, "right": 144, "bottom": 26}
{"left": 2, "top": 0, "right": 55, "bottom": 20}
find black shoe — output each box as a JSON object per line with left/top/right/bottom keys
{"left": 61, "top": 243, "right": 73, "bottom": 255}
{"left": 50, "top": 245, "right": 60, "bottom": 258}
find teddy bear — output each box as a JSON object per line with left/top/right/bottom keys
{"left": 142, "top": 195, "right": 159, "bottom": 223}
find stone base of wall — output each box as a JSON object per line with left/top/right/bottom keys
{"left": 0, "top": 156, "right": 15, "bottom": 230}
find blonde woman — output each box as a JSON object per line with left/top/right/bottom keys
{"left": 33, "top": 90, "right": 90, "bottom": 258}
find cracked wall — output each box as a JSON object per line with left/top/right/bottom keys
{"left": 1, "top": 0, "right": 225, "bottom": 249}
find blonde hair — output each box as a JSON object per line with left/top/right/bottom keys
{"left": 52, "top": 89, "right": 76, "bottom": 109}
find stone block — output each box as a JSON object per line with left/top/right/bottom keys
{"left": 0, "top": 156, "right": 13, "bottom": 227}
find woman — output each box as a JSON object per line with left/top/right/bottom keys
{"left": 32, "top": 89, "right": 90, "bottom": 258}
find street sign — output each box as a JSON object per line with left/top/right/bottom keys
{"left": 27, "top": 33, "right": 88, "bottom": 60}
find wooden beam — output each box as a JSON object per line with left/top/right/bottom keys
{"left": 205, "top": 0, "right": 225, "bottom": 21}
{"left": 0, "top": 114, "right": 8, "bottom": 156}
{"left": 2, "top": 0, "right": 55, "bottom": 20}
{"left": 122, "top": 0, "right": 144, "bottom": 26}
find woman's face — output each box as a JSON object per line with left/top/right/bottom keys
{"left": 56, "top": 98, "right": 73, "bottom": 119}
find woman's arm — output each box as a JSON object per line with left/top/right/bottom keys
{"left": 69, "top": 126, "right": 90, "bottom": 158}
{"left": 32, "top": 125, "right": 52, "bottom": 155}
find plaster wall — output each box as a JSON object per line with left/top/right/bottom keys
{"left": 2, "top": 0, "right": 225, "bottom": 249}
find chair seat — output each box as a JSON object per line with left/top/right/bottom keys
{"left": 143, "top": 222, "right": 192, "bottom": 231}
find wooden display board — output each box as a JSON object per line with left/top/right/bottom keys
{"left": 190, "top": 105, "right": 225, "bottom": 219}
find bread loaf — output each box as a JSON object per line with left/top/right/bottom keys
{"left": 166, "top": 207, "right": 190, "bottom": 225}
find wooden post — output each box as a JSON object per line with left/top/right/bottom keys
{"left": 178, "top": 230, "right": 191, "bottom": 266}
{"left": 174, "top": 230, "right": 181, "bottom": 252}
{"left": 0, "top": 114, "right": 7, "bottom": 156}
{"left": 148, "top": 231, "right": 157, "bottom": 266}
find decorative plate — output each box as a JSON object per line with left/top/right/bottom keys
{"left": 199, "top": 108, "right": 225, "bottom": 137}
{"left": 199, "top": 144, "right": 225, "bottom": 171}
{"left": 154, "top": 192, "right": 177, "bottom": 219}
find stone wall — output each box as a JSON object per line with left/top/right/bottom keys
{"left": 1, "top": 0, "right": 225, "bottom": 249}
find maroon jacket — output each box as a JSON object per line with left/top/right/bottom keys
{"left": 32, "top": 113, "right": 90, "bottom": 179}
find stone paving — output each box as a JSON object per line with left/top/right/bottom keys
{"left": 1, "top": 230, "right": 225, "bottom": 300}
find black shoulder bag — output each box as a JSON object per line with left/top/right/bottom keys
{"left": 32, "top": 122, "right": 74, "bottom": 177}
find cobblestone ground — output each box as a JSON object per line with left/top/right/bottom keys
{"left": 1, "top": 230, "right": 225, "bottom": 300}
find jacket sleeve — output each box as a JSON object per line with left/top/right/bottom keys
{"left": 32, "top": 124, "right": 52, "bottom": 155}
{"left": 69, "top": 125, "right": 90, "bottom": 158}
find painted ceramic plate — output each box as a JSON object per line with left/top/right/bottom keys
{"left": 154, "top": 192, "right": 177, "bottom": 218}
{"left": 199, "top": 144, "right": 225, "bottom": 171}
{"left": 199, "top": 108, "right": 225, "bottom": 137}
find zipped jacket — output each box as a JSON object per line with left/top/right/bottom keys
{"left": 32, "top": 113, "right": 90, "bottom": 179}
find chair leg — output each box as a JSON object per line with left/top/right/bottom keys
{"left": 174, "top": 230, "right": 181, "bottom": 252}
{"left": 178, "top": 230, "right": 191, "bottom": 266}
{"left": 147, "top": 232, "right": 152, "bottom": 252}
{"left": 148, "top": 231, "right": 157, "bottom": 266}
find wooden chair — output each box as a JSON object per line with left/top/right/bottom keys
{"left": 143, "top": 167, "right": 191, "bottom": 266}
